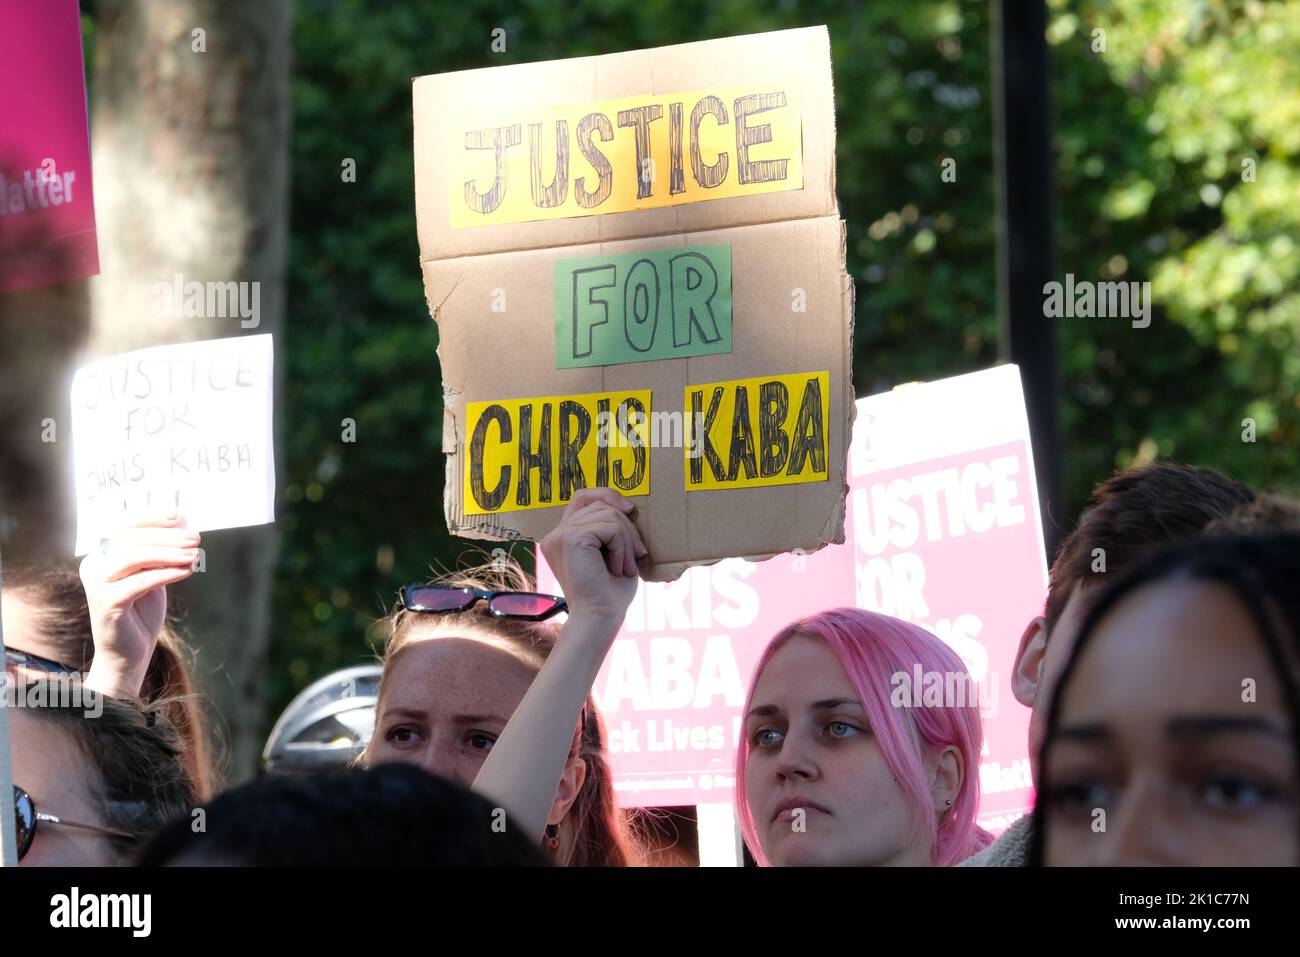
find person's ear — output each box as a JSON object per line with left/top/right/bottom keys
{"left": 930, "top": 745, "right": 963, "bottom": 816}
{"left": 547, "top": 755, "right": 588, "bottom": 826}
{"left": 1012, "top": 616, "right": 1048, "bottom": 708}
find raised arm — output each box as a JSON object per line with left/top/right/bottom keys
{"left": 471, "top": 488, "right": 646, "bottom": 843}
{"left": 79, "top": 513, "right": 200, "bottom": 700}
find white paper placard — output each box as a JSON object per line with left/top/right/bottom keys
{"left": 71, "top": 334, "right": 275, "bottom": 554}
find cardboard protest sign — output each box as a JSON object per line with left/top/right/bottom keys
{"left": 70, "top": 335, "right": 276, "bottom": 555}
{"left": 0, "top": 0, "right": 99, "bottom": 291}
{"left": 538, "top": 365, "right": 1047, "bottom": 834}
{"left": 415, "top": 28, "right": 853, "bottom": 582}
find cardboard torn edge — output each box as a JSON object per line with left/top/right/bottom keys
{"left": 642, "top": 524, "right": 845, "bottom": 584}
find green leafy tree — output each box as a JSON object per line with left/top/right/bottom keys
{"left": 269, "top": 0, "right": 1298, "bottom": 734}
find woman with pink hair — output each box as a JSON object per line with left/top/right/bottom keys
{"left": 737, "top": 607, "right": 992, "bottom": 866}
{"left": 476, "top": 490, "right": 991, "bottom": 866}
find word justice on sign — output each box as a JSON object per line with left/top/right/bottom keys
{"left": 453, "top": 85, "right": 802, "bottom": 225}
{"left": 74, "top": 352, "right": 259, "bottom": 410}
{"left": 850, "top": 455, "right": 1027, "bottom": 555}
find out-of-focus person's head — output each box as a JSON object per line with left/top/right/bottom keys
{"left": 9, "top": 678, "right": 196, "bottom": 865}
{"left": 1032, "top": 533, "right": 1300, "bottom": 866}
{"left": 360, "top": 557, "right": 642, "bottom": 866}
{"left": 262, "top": 664, "right": 381, "bottom": 774}
{"left": 1014, "top": 463, "right": 1255, "bottom": 781}
{"left": 2, "top": 563, "right": 216, "bottom": 798}
{"left": 2, "top": 566, "right": 94, "bottom": 675}
{"left": 137, "top": 762, "right": 549, "bottom": 866}
{"left": 1208, "top": 492, "right": 1300, "bottom": 535}
{"left": 736, "top": 608, "right": 992, "bottom": 866}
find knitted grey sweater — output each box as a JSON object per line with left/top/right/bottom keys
{"left": 958, "top": 814, "right": 1032, "bottom": 867}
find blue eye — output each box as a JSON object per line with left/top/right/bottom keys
{"left": 826, "top": 721, "right": 858, "bottom": 738}
{"left": 753, "top": 728, "right": 783, "bottom": 748}
{"left": 1202, "top": 775, "right": 1273, "bottom": 810}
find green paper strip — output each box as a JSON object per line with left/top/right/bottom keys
{"left": 554, "top": 244, "right": 733, "bottom": 369}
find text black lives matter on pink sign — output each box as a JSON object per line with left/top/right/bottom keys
{"left": 0, "top": 0, "right": 99, "bottom": 290}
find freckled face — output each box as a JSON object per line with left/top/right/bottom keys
{"left": 365, "top": 631, "right": 539, "bottom": 786}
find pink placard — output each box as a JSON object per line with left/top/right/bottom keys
{"left": 0, "top": 0, "right": 99, "bottom": 291}
{"left": 538, "top": 365, "right": 1047, "bottom": 832}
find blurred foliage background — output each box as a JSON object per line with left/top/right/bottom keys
{"left": 268, "top": 0, "right": 1298, "bottom": 728}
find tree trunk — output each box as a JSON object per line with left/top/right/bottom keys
{"left": 89, "top": 0, "right": 292, "bottom": 779}
{"left": 0, "top": 281, "right": 88, "bottom": 561}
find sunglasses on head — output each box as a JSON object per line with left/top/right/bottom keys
{"left": 397, "top": 584, "right": 588, "bottom": 735}
{"left": 399, "top": 584, "right": 568, "bottom": 621}
{"left": 13, "top": 785, "right": 133, "bottom": 862}
{"left": 4, "top": 648, "right": 77, "bottom": 674}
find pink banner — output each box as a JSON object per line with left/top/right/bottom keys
{"left": 0, "top": 0, "right": 99, "bottom": 291}
{"left": 537, "top": 366, "right": 1047, "bottom": 832}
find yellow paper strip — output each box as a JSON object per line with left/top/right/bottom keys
{"left": 464, "top": 390, "right": 652, "bottom": 515}
{"left": 684, "top": 371, "right": 829, "bottom": 491}
{"left": 451, "top": 84, "right": 804, "bottom": 228}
